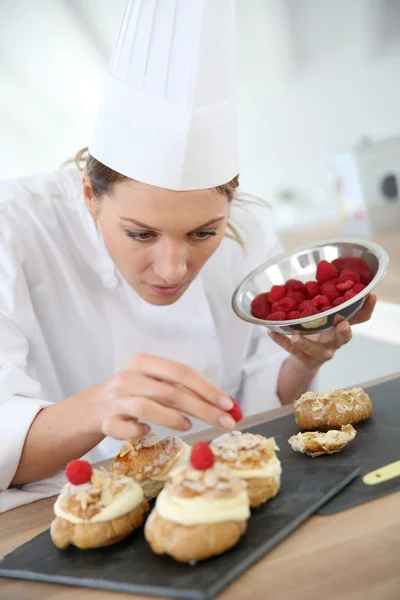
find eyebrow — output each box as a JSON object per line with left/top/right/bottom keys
{"left": 120, "top": 216, "right": 225, "bottom": 232}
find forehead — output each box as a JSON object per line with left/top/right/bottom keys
{"left": 109, "top": 180, "right": 228, "bottom": 229}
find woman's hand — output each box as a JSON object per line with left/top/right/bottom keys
{"left": 269, "top": 294, "right": 377, "bottom": 370}
{"left": 94, "top": 354, "right": 236, "bottom": 440}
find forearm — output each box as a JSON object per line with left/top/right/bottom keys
{"left": 277, "top": 356, "right": 319, "bottom": 406}
{"left": 11, "top": 384, "right": 105, "bottom": 486}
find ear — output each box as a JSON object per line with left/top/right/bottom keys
{"left": 82, "top": 169, "right": 99, "bottom": 219}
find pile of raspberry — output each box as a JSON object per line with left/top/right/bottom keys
{"left": 251, "top": 257, "right": 373, "bottom": 321}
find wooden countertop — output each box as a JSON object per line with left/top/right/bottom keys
{"left": 1, "top": 373, "right": 399, "bottom": 600}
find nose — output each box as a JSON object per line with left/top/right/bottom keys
{"left": 152, "top": 239, "right": 188, "bottom": 284}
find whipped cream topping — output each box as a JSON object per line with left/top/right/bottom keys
{"left": 230, "top": 456, "right": 282, "bottom": 480}
{"left": 154, "top": 461, "right": 250, "bottom": 525}
{"left": 155, "top": 487, "right": 250, "bottom": 525}
{"left": 152, "top": 442, "right": 191, "bottom": 481}
{"left": 211, "top": 431, "right": 281, "bottom": 479}
{"left": 54, "top": 469, "right": 143, "bottom": 524}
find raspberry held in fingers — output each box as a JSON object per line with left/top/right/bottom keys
{"left": 227, "top": 398, "right": 243, "bottom": 423}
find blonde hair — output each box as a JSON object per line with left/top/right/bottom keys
{"left": 69, "top": 147, "right": 248, "bottom": 247}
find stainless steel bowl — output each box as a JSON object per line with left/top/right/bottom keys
{"left": 232, "top": 238, "right": 389, "bottom": 334}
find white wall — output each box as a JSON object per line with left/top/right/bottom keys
{"left": 1, "top": 0, "right": 400, "bottom": 232}
{"left": 236, "top": 0, "right": 400, "bottom": 216}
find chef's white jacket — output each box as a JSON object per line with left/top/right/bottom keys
{"left": 0, "top": 168, "right": 288, "bottom": 511}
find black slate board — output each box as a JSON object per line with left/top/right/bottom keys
{"left": 0, "top": 464, "right": 357, "bottom": 600}
{"left": 245, "top": 377, "right": 400, "bottom": 515}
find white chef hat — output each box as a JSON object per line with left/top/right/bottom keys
{"left": 89, "top": 0, "right": 238, "bottom": 191}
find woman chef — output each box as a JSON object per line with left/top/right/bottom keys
{"left": 0, "top": 0, "right": 375, "bottom": 511}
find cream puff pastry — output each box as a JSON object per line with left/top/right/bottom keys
{"left": 144, "top": 442, "right": 250, "bottom": 562}
{"left": 112, "top": 433, "right": 190, "bottom": 501}
{"left": 210, "top": 431, "right": 281, "bottom": 508}
{"left": 51, "top": 460, "right": 148, "bottom": 549}
{"left": 294, "top": 388, "right": 372, "bottom": 431}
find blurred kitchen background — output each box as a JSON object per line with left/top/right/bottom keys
{"left": 1, "top": 0, "right": 399, "bottom": 388}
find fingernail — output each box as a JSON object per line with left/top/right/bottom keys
{"left": 341, "top": 322, "right": 350, "bottom": 332}
{"left": 292, "top": 335, "right": 302, "bottom": 345}
{"left": 183, "top": 419, "right": 192, "bottom": 431}
{"left": 143, "top": 425, "right": 151, "bottom": 434}
{"left": 218, "top": 415, "right": 236, "bottom": 429}
{"left": 218, "top": 396, "right": 234, "bottom": 410}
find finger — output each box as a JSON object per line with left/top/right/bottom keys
{"left": 349, "top": 294, "right": 377, "bottom": 325}
{"left": 114, "top": 395, "right": 193, "bottom": 431}
{"left": 102, "top": 416, "right": 150, "bottom": 440}
{"left": 334, "top": 319, "right": 353, "bottom": 347}
{"left": 290, "top": 334, "right": 335, "bottom": 361}
{"left": 268, "top": 330, "right": 314, "bottom": 361}
{"left": 128, "top": 354, "right": 233, "bottom": 410}
{"left": 115, "top": 373, "right": 234, "bottom": 430}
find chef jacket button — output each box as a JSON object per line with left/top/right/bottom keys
{"left": 102, "top": 273, "right": 119, "bottom": 289}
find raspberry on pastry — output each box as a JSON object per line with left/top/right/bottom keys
{"left": 144, "top": 443, "right": 250, "bottom": 563}
{"left": 50, "top": 465, "right": 148, "bottom": 549}
{"left": 210, "top": 431, "right": 281, "bottom": 508}
{"left": 112, "top": 433, "right": 190, "bottom": 501}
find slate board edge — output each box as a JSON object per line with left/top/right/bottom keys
{"left": 317, "top": 479, "right": 399, "bottom": 515}
{"left": 0, "top": 467, "right": 359, "bottom": 600}
{"left": 206, "top": 466, "right": 360, "bottom": 600}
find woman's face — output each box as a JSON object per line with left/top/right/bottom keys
{"left": 83, "top": 175, "right": 229, "bottom": 305}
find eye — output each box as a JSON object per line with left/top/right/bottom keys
{"left": 191, "top": 231, "right": 217, "bottom": 241}
{"left": 124, "top": 230, "right": 155, "bottom": 242}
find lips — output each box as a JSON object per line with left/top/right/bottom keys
{"left": 147, "top": 283, "right": 183, "bottom": 297}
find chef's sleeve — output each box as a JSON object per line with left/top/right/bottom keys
{"left": 0, "top": 240, "right": 51, "bottom": 495}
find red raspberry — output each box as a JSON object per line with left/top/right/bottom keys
{"left": 300, "top": 307, "right": 319, "bottom": 317}
{"left": 320, "top": 280, "right": 339, "bottom": 302}
{"left": 332, "top": 296, "right": 346, "bottom": 307}
{"left": 332, "top": 257, "right": 370, "bottom": 274}
{"left": 228, "top": 398, "right": 243, "bottom": 423}
{"left": 316, "top": 260, "right": 338, "bottom": 284}
{"left": 267, "top": 311, "right": 287, "bottom": 321}
{"left": 338, "top": 269, "right": 360, "bottom": 284}
{"left": 336, "top": 280, "right": 354, "bottom": 292}
{"left": 268, "top": 285, "right": 286, "bottom": 303}
{"left": 272, "top": 297, "right": 297, "bottom": 313}
{"left": 353, "top": 283, "right": 366, "bottom": 294}
{"left": 190, "top": 442, "right": 215, "bottom": 470}
{"left": 285, "top": 279, "right": 305, "bottom": 293}
{"left": 305, "top": 281, "right": 321, "bottom": 300}
{"left": 251, "top": 293, "right": 271, "bottom": 320}
{"left": 65, "top": 460, "right": 93, "bottom": 485}
{"left": 287, "top": 310, "right": 301, "bottom": 320}
{"left": 360, "top": 271, "right": 373, "bottom": 285}
{"left": 311, "top": 295, "right": 331, "bottom": 311}
{"left": 344, "top": 290, "right": 357, "bottom": 301}
{"left": 286, "top": 290, "right": 306, "bottom": 304}
{"left": 299, "top": 300, "right": 314, "bottom": 311}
